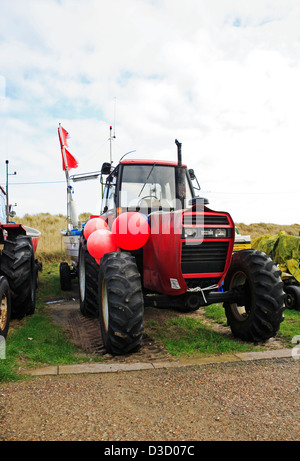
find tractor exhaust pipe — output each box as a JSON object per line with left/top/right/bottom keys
{"left": 175, "top": 139, "right": 185, "bottom": 208}
{"left": 175, "top": 139, "right": 182, "bottom": 166}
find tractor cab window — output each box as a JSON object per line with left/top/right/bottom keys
{"left": 0, "top": 187, "right": 6, "bottom": 223}
{"left": 119, "top": 164, "right": 193, "bottom": 212}
{"left": 101, "top": 175, "right": 117, "bottom": 214}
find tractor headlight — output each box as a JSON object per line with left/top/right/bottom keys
{"left": 214, "top": 228, "right": 227, "bottom": 238}
{"left": 184, "top": 228, "right": 197, "bottom": 238}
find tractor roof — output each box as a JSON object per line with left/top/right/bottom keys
{"left": 120, "top": 159, "right": 186, "bottom": 167}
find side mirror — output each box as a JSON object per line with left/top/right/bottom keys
{"left": 188, "top": 169, "right": 195, "bottom": 180}
{"left": 101, "top": 162, "right": 111, "bottom": 175}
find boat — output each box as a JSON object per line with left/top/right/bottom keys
{"left": 233, "top": 229, "right": 251, "bottom": 252}
{"left": 61, "top": 227, "right": 81, "bottom": 263}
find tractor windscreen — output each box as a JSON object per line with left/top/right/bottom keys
{"left": 119, "top": 164, "right": 192, "bottom": 211}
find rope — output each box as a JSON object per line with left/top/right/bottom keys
{"left": 187, "top": 284, "right": 219, "bottom": 304}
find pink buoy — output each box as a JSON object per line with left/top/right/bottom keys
{"left": 112, "top": 211, "right": 150, "bottom": 250}
{"left": 87, "top": 229, "right": 119, "bottom": 263}
{"left": 83, "top": 217, "right": 108, "bottom": 240}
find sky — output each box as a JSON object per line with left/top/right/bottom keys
{"left": 0, "top": 0, "right": 299, "bottom": 225}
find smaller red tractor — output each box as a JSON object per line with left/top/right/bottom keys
{"left": 78, "top": 140, "right": 285, "bottom": 355}
{"left": 0, "top": 183, "right": 41, "bottom": 339}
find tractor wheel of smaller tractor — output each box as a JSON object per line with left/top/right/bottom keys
{"left": 98, "top": 251, "right": 144, "bottom": 355}
{"left": 0, "top": 276, "right": 11, "bottom": 338}
{"left": 223, "top": 249, "right": 285, "bottom": 342}
{"left": 284, "top": 285, "right": 300, "bottom": 310}
{"left": 60, "top": 262, "right": 72, "bottom": 291}
{"left": 78, "top": 235, "right": 99, "bottom": 317}
{"left": 0, "top": 236, "right": 36, "bottom": 319}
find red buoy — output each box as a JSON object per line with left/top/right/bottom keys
{"left": 87, "top": 229, "right": 119, "bottom": 263}
{"left": 84, "top": 217, "right": 108, "bottom": 240}
{"left": 112, "top": 212, "right": 150, "bottom": 250}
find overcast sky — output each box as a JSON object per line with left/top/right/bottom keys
{"left": 0, "top": 0, "right": 299, "bottom": 225}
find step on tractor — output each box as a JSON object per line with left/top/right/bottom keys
{"left": 0, "top": 181, "right": 41, "bottom": 339}
{"left": 78, "top": 140, "right": 285, "bottom": 355}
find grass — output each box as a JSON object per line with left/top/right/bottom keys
{"left": 146, "top": 303, "right": 300, "bottom": 358}
{"left": 146, "top": 316, "right": 254, "bottom": 356}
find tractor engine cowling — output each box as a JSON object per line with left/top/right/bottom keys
{"left": 143, "top": 208, "right": 235, "bottom": 296}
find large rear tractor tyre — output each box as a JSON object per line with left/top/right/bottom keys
{"left": 99, "top": 252, "right": 144, "bottom": 355}
{"left": 0, "top": 276, "right": 11, "bottom": 338}
{"left": 78, "top": 235, "right": 99, "bottom": 317}
{"left": 224, "top": 249, "right": 285, "bottom": 342}
{"left": 0, "top": 236, "right": 36, "bottom": 319}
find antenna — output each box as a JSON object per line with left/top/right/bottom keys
{"left": 109, "top": 125, "right": 115, "bottom": 165}
{"left": 109, "top": 97, "right": 117, "bottom": 164}
{"left": 113, "top": 96, "right": 117, "bottom": 138}
{"left": 5, "top": 160, "right": 17, "bottom": 223}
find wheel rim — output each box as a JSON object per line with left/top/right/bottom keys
{"left": 79, "top": 249, "right": 85, "bottom": 302}
{"left": 285, "top": 293, "right": 294, "bottom": 309}
{"left": 229, "top": 271, "right": 250, "bottom": 321}
{"left": 101, "top": 278, "right": 109, "bottom": 333}
{"left": 0, "top": 292, "right": 8, "bottom": 331}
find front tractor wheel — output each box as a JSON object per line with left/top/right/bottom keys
{"left": 98, "top": 252, "right": 144, "bottom": 355}
{"left": 223, "top": 249, "right": 284, "bottom": 342}
{"left": 78, "top": 235, "right": 99, "bottom": 317}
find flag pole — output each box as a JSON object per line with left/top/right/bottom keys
{"left": 59, "top": 123, "right": 72, "bottom": 232}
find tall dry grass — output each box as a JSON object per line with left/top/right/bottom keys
{"left": 14, "top": 213, "right": 300, "bottom": 262}
{"left": 14, "top": 212, "right": 90, "bottom": 262}
{"left": 235, "top": 222, "right": 300, "bottom": 240}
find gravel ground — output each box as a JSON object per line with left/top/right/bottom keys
{"left": 0, "top": 358, "right": 299, "bottom": 441}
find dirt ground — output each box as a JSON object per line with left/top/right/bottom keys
{"left": 1, "top": 289, "right": 299, "bottom": 442}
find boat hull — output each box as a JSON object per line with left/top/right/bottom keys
{"left": 61, "top": 231, "right": 80, "bottom": 263}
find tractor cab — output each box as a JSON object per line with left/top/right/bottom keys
{"left": 101, "top": 159, "right": 195, "bottom": 222}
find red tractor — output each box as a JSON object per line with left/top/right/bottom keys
{"left": 78, "top": 140, "right": 284, "bottom": 355}
{"left": 0, "top": 182, "right": 41, "bottom": 339}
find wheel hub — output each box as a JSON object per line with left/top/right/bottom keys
{"left": 101, "top": 278, "right": 109, "bottom": 333}
{"left": 0, "top": 293, "right": 8, "bottom": 331}
{"left": 229, "top": 270, "right": 250, "bottom": 322}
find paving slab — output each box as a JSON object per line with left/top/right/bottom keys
{"left": 234, "top": 348, "right": 293, "bottom": 361}
{"left": 58, "top": 361, "right": 154, "bottom": 375}
{"left": 24, "top": 366, "right": 58, "bottom": 376}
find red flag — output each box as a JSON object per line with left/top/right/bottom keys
{"left": 62, "top": 148, "right": 78, "bottom": 170}
{"left": 58, "top": 125, "right": 78, "bottom": 170}
{"left": 58, "top": 126, "right": 69, "bottom": 148}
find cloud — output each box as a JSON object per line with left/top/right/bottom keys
{"left": 0, "top": 0, "right": 299, "bottom": 224}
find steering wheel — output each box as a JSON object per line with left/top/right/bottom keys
{"left": 138, "top": 195, "right": 159, "bottom": 206}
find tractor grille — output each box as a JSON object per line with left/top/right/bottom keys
{"left": 183, "top": 214, "right": 229, "bottom": 226}
{"left": 181, "top": 241, "right": 229, "bottom": 274}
